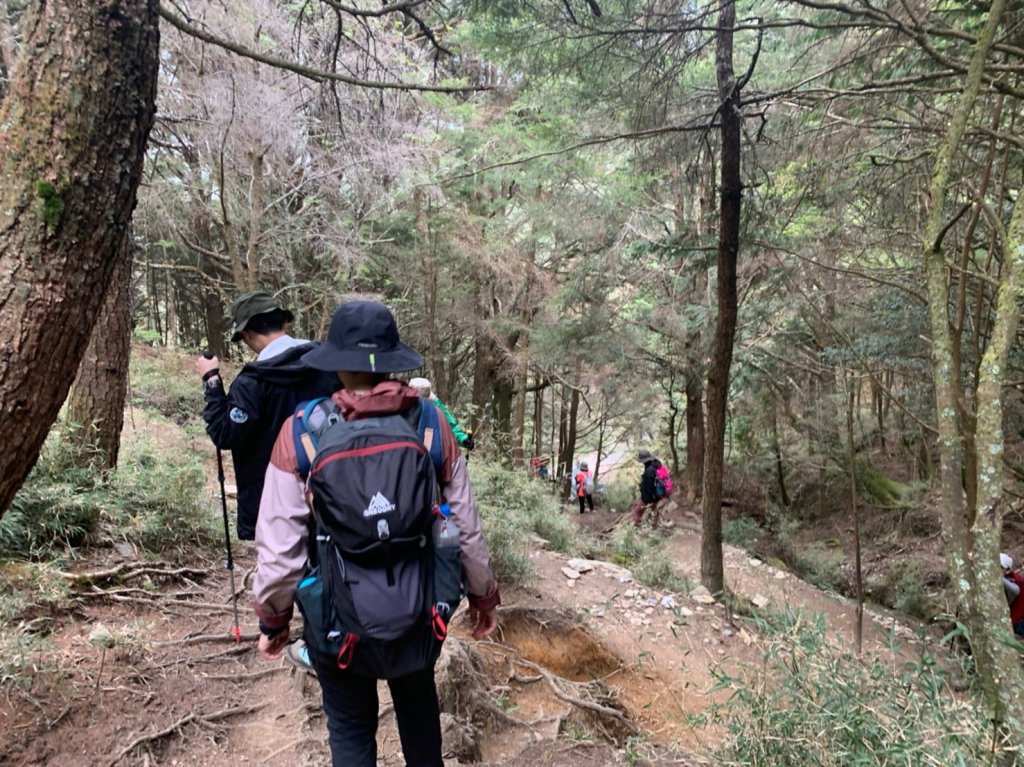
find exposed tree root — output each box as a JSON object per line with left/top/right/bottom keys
{"left": 156, "top": 645, "right": 249, "bottom": 668}
{"left": 201, "top": 666, "right": 290, "bottom": 682}
{"left": 258, "top": 735, "right": 319, "bottom": 764}
{"left": 108, "top": 701, "right": 268, "bottom": 766}
{"left": 152, "top": 631, "right": 260, "bottom": 646}
{"left": 512, "top": 656, "right": 638, "bottom": 734}
{"left": 434, "top": 631, "right": 637, "bottom": 763}
{"left": 60, "top": 562, "right": 209, "bottom": 585}
{"left": 84, "top": 585, "right": 236, "bottom": 614}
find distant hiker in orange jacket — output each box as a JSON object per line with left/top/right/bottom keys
{"left": 575, "top": 461, "right": 594, "bottom": 514}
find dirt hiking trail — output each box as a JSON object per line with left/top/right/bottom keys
{"left": 1, "top": 491, "right": 948, "bottom": 767}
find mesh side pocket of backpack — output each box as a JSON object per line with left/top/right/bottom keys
{"left": 294, "top": 566, "right": 347, "bottom": 668}
{"left": 433, "top": 545, "right": 464, "bottom": 623}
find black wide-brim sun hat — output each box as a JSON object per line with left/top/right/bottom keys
{"left": 302, "top": 300, "right": 423, "bottom": 374}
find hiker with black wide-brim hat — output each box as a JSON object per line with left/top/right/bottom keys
{"left": 195, "top": 291, "right": 339, "bottom": 540}
{"left": 253, "top": 299, "right": 501, "bottom": 767}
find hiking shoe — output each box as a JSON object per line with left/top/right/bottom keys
{"left": 284, "top": 640, "right": 317, "bottom": 676}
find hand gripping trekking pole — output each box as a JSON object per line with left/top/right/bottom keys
{"left": 205, "top": 351, "right": 242, "bottom": 642}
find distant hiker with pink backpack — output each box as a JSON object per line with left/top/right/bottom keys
{"left": 632, "top": 448, "right": 671, "bottom": 529}
{"left": 252, "top": 300, "right": 500, "bottom": 767}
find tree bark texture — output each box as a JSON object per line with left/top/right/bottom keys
{"left": 701, "top": 0, "right": 741, "bottom": 595}
{"left": 971, "top": 173, "right": 1024, "bottom": 734}
{"left": 512, "top": 358, "right": 527, "bottom": 468}
{"left": 67, "top": 234, "right": 132, "bottom": 470}
{"left": 685, "top": 372, "right": 704, "bottom": 502}
{"left": 918, "top": 0, "right": 1022, "bottom": 738}
{"left": 0, "top": 0, "right": 158, "bottom": 515}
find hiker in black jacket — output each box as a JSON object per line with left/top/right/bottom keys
{"left": 195, "top": 291, "right": 339, "bottom": 540}
{"left": 632, "top": 449, "right": 663, "bottom": 530}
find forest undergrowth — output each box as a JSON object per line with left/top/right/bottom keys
{"left": 0, "top": 346, "right": 1020, "bottom": 765}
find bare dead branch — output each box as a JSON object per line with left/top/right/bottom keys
{"left": 159, "top": 4, "right": 486, "bottom": 93}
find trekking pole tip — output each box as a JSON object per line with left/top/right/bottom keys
{"left": 231, "top": 625, "right": 241, "bottom": 643}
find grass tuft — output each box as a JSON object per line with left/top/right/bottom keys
{"left": 468, "top": 461, "right": 581, "bottom": 588}
{"left": 701, "top": 613, "right": 1016, "bottom": 766}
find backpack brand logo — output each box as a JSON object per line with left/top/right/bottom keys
{"left": 363, "top": 491, "right": 396, "bottom": 518}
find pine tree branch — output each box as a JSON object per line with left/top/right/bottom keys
{"left": 159, "top": 4, "right": 486, "bottom": 93}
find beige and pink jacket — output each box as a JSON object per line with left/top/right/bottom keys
{"left": 252, "top": 381, "right": 500, "bottom": 633}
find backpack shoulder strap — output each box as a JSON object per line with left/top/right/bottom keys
{"left": 416, "top": 399, "right": 445, "bottom": 476}
{"left": 292, "top": 397, "right": 338, "bottom": 480}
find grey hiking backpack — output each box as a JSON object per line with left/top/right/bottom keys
{"left": 292, "top": 398, "right": 462, "bottom": 678}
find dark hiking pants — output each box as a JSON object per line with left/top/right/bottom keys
{"left": 316, "top": 663, "right": 443, "bottom": 767}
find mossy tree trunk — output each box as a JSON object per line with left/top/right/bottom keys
{"left": 919, "top": 0, "right": 1023, "bottom": 739}
{"left": 0, "top": 0, "right": 158, "bottom": 516}
{"left": 67, "top": 233, "right": 133, "bottom": 470}
{"left": 972, "top": 183, "right": 1024, "bottom": 740}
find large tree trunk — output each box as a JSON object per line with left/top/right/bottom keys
{"left": 971, "top": 179, "right": 1024, "bottom": 737}
{"left": 471, "top": 333, "right": 497, "bottom": 438}
{"left": 918, "top": 0, "right": 1023, "bottom": 739}
{"left": 67, "top": 234, "right": 133, "bottom": 470}
{"left": 492, "top": 378, "right": 514, "bottom": 464}
{"left": 533, "top": 374, "right": 544, "bottom": 459}
{"left": 0, "top": 0, "right": 158, "bottom": 516}
{"left": 203, "top": 287, "right": 228, "bottom": 359}
{"left": 685, "top": 372, "right": 704, "bottom": 502}
{"left": 511, "top": 359, "right": 527, "bottom": 468}
{"left": 701, "top": 0, "right": 742, "bottom": 595}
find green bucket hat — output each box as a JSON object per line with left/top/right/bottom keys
{"left": 228, "top": 291, "right": 294, "bottom": 342}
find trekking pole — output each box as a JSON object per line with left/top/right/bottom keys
{"left": 205, "top": 351, "right": 242, "bottom": 643}
{"left": 216, "top": 447, "right": 242, "bottom": 642}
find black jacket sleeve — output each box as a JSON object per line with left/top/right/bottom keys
{"left": 203, "top": 372, "right": 264, "bottom": 449}
{"left": 640, "top": 462, "right": 658, "bottom": 504}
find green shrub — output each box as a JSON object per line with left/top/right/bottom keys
{"left": 702, "top": 614, "right": 1015, "bottom": 766}
{"left": 0, "top": 561, "right": 73, "bottom": 627}
{"left": 602, "top": 476, "right": 638, "bottom": 513}
{"left": 0, "top": 427, "right": 106, "bottom": 557}
{"left": 468, "top": 460, "right": 581, "bottom": 588}
{"left": 0, "top": 562, "right": 74, "bottom": 693}
{"left": 107, "top": 433, "right": 220, "bottom": 556}
{"left": 129, "top": 346, "right": 204, "bottom": 425}
{"left": 873, "top": 559, "right": 938, "bottom": 620}
{"left": 722, "top": 515, "right": 763, "bottom": 552}
{"left": 2, "top": 419, "right": 218, "bottom": 561}
{"left": 770, "top": 512, "right": 848, "bottom": 594}
{"left": 607, "top": 526, "right": 690, "bottom": 592}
